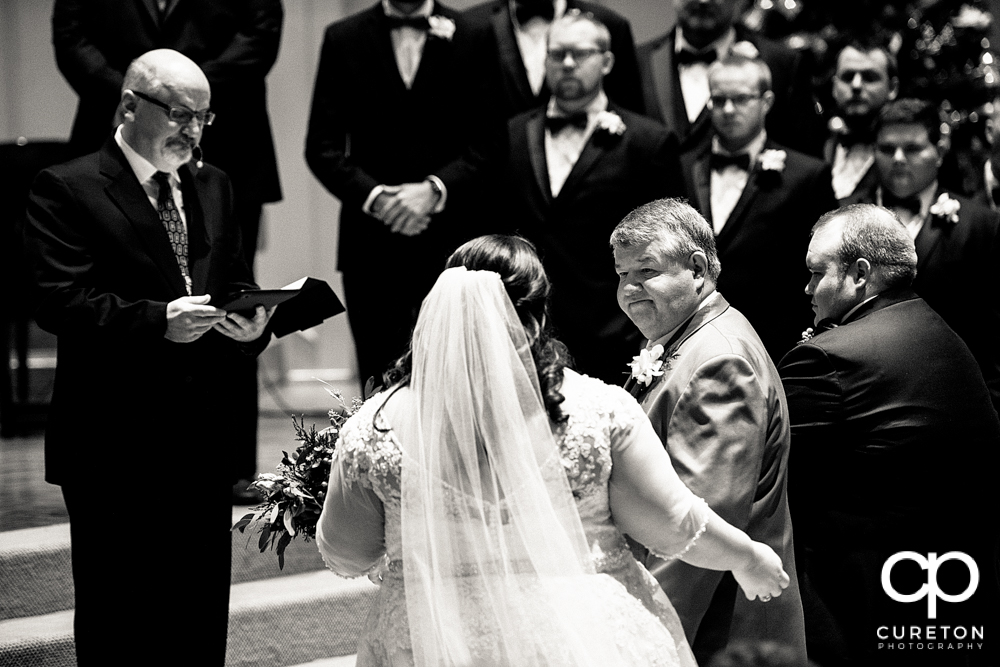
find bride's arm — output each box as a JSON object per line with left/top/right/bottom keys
{"left": 609, "top": 397, "right": 788, "bottom": 600}
{"left": 316, "top": 446, "right": 386, "bottom": 577}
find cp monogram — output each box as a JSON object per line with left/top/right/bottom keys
{"left": 881, "top": 551, "right": 979, "bottom": 619}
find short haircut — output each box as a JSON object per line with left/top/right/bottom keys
{"left": 610, "top": 198, "right": 722, "bottom": 283}
{"left": 877, "top": 97, "right": 942, "bottom": 145}
{"left": 122, "top": 57, "right": 163, "bottom": 96}
{"left": 709, "top": 45, "right": 773, "bottom": 94}
{"left": 812, "top": 204, "right": 918, "bottom": 290}
{"left": 838, "top": 39, "right": 898, "bottom": 81}
{"left": 549, "top": 8, "right": 611, "bottom": 51}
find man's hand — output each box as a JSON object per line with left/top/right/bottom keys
{"left": 165, "top": 295, "right": 227, "bottom": 343}
{"left": 373, "top": 181, "right": 438, "bottom": 236}
{"left": 214, "top": 305, "right": 276, "bottom": 342}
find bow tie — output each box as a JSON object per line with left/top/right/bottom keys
{"left": 546, "top": 113, "right": 588, "bottom": 134}
{"left": 709, "top": 152, "right": 751, "bottom": 171}
{"left": 676, "top": 48, "right": 717, "bottom": 66}
{"left": 385, "top": 15, "right": 430, "bottom": 30}
{"left": 882, "top": 192, "right": 921, "bottom": 215}
{"left": 515, "top": 0, "right": 555, "bottom": 23}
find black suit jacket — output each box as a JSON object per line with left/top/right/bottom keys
{"left": 637, "top": 26, "right": 819, "bottom": 155}
{"left": 852, "top": 187, "right": 1000, "bottom": 415}
{"left": 25, "top": 137, "right": 266, "bottom": 485}
{"left": 778, "top": 291, "right": 1000, "bottom": 666}
{"left": 502, "top": 104, "right": 684, "bottom": 383}
{"left": 681, "top": 138, "right": 837, "bottom": 361}
{"left": 305, "top": 2, "right": 477, "bottom": 277}
{"left": 457, "top": 0, "right": 644, "bottom": 120}
{"left": 52, "top": 0, "right": 283, "bottom": 204}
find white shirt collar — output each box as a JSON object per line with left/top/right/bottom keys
{"left": 675, "top": 26, "right": 735, "bottom": 59}
{"left": 646, "top": 289, "right": 720, "bottom": 350}
{"left": 115, "top": 124, "right": 177, "bottom": 186}
{"left": 509, "top": 0, "right": 566, "bottom": 27}
{"left": 383, "top": 0, "right": 434, "bottom": 18}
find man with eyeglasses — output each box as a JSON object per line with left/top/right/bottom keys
{"left": 52, "top": 0, "right": 284, "bottom": 504}
{"left": 862, "top": 98, "right": 1000, "bottom": 416}
{"left": 24, "top": 49, "right": 272, "bottom": 666}
{"left": 500, "top": 10, "right": 684, "bottom": 385}
{"left": 678, "top": 44, "right": 836, "bottom": 363}
{"left": 825, "top": 40, "right": 899, "bottom": 203}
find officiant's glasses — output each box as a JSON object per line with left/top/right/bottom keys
{"left": 132, "top": 90, "right": 215, "bottom": 126}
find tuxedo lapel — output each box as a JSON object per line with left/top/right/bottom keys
{"left": 716, "top": 165, "right": 762, "bottom": 246}
{"left": 669, "top": 293, "right": 731, "bottom": 356}
{"left": 99, "top": 142, "right": 187, "bottom": 296}
{"left": 139, "top": 0, "right": 161, "bottom": 27}
{"left": 369, "top": 9, "right": 408, "bottom": 91}
{"left": 690, "top": 152, "right": 712, "bottom": 221}
{"left": 178, "top": 164, "right": 211, "bottom": 296}
{"left": 525, "top": 112, "right": 552, "bottom": 205}
{"left": 648, "top": 33, "right": 685, "bottom": 134}
{"left": 557, "top": 128, "right": 621, "bottom": 199}
{"left": 913, "top": 191, "right": 949, "bottom": 270}
{"left": 491, "top": 6, "right": 535, "bottom": 106}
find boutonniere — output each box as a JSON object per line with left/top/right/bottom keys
{"left": 427, "top": 15, "right": 456, "bottom": 40}
{"left": 758, "top": 149, "right": 787, "bottom": 173}
{"left": 628, "top": 344, "right": 667, "bottom": 386}
{"left": 798, "top": 327, "right": 815, "bottom": 345}
{"left": 596, "top": 110, "right": 627, "bottom": 136}
{"left": 929, "top": 192, "right": 960, "bottom": 224}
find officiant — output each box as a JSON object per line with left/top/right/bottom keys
{"left": 24, "top": 49, "right": 272, "bottom": 666}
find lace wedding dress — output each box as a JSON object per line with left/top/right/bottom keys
{"left": 317, "top": 368, "right": 706, "bottom": 667}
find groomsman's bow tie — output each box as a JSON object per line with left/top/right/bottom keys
{"left": 709, "top": 152, "right": 751, "bottom": 171}
{"left": 546, "top": 113, "right": 588, "bottom": 133}
{"left": 676, "top": 49, "right": 717, "bottom": 66}
{"left": 882, "top": 192, "right": 921, "bottom": 215}
{"left": 385, "top": 15, "right": 431, "bottom": 30}
{"left": 515, "top": 0, "right": 555, "bottom": 23}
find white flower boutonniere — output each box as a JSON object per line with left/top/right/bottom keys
{"left": 929, "top": 192, "right": 961, "bottom": 224}
{"left": 758, "top": 149, "right": 787, "bottom": 173}
{"left": 596, "top": 110, "right": 627, "bottom": 136}
{"left": 628, "top": 344, "right": 666, "bottom": 386}
{"left": 798, "top": 327, "right": 815, "bottom": 344}
{"left": 428, "top": 15, "right": 456, "bottom": 40}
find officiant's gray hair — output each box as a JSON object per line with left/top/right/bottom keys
{"left": 610, "top": 198, "right": 722, "bottom": 282}
{"left": 812, "top": 204, "right": 918, "bottom": 289}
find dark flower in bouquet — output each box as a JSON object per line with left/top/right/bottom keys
{"left": 233, "top": 387, "right": 363, "bottom": 569}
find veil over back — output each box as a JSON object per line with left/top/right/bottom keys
{"left": 395, "top": 267, "right": 634, "bottom": 666}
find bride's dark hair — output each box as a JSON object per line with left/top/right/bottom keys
{"left": 383, "top": 234, "right": 571, "bottom": 423}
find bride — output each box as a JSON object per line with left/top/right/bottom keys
{"left": 316, "top": 235, "right": 789, "bottom": 666}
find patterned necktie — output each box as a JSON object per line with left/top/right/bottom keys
{"left": 152, "top": 171, "right": 192, "bottom": 295}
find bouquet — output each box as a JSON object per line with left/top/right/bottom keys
{"left": 233, "top": 386, "right": 362, "bottom": 569}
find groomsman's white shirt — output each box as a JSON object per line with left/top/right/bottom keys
{"left": 710, "top": 130, "right": 766, "bottom": 234}
{"left": 513, "top": 0, "right": 568, "bottom": 96}
{"left": 675, "top": 27, "right": 735, "bottom": 124}
{"left": 545, "top": 91, "right": 607, "bottom": 197}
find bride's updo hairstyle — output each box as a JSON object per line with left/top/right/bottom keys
{"left": 384, "top": 235, "right": 571, "bottom": 423}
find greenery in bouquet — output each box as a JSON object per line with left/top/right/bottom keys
{"left": 233, "top": 386, "right": 363, "bottom": 569}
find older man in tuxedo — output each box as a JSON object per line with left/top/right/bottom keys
{"left": 306, "top": 0, "right": 481, "bottom": 388}
{"left": 681, "top": 45, "right": 836, "bottom": 362}
{"left": 824, "top": 41, "right": 899, "bottom": 203}
{"left": 612, "top": 198, "right": 806, "bottom": 664}
{"left": 503, "top": 11, "right": 683, "bottom": 384}
{"left": 25, "top": 50, "right": 272, "bottom": 666}
{"left": 778, "top": 204, "right": 1000, "bottom": 667}
{"left": 637, "top": 0, "right": 817, "bottom": 154}
{"left": 863, "top": 98, "right": 1000, "bottom": 416}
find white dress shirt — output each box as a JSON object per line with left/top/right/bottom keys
{"left": 512, "top": 0, "right": 567, "bottom": 96}
{"left": 831, "top": 142, "right": 875, "bottom": 200}
{"left": 544, "top": 91, "right": 606, "bottom": 197}
{"left": 384, "top": 0, "right": 433, "bottom": 89}
{"left": 710, "top": 131, "right": 766, "bottom": 234}
{"left": 675, "top": 27, "right": 735, "bottom": 124}
{"left": 115, "top": 124, "right": 186, "bottom": 228}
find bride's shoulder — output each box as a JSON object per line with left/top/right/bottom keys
{"left": 337, "top": 389, "right": 404, "bottom": 483}
{"left": 560, "top": 369, "right": 641, "bottom": 419}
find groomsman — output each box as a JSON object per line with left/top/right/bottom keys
{"left": 636, "top": 0, "right": 817, "bottom": 154}
{"left": 778, "top": 204, "right": 1000, "bottom": 667}
{"left": 502, "top": 10, "right": 684, "bottom": 384}
{"left": 824, "top": 41, "right": 899, "bottom": 203}
{"left": 681, "top": 45, "right": 836, "bottom": 362}
{"left": 865, "top": 98, "right": 1000, "bottom": 415}
{"left": 306, "top": 0, "right": 480, "bottom": 387}
{"left": 613, "top": 198, "right": 806, "bottom": 665}
{"left": 457, "top": 0, "right": 644, "bottom": 121}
